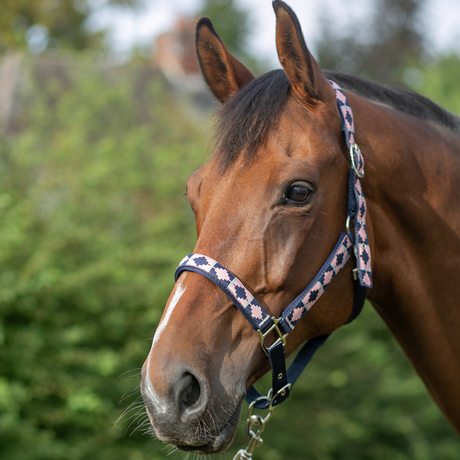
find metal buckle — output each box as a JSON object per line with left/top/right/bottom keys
{"left": 257, "top": 317, "right": 288, "bottom": 356}
{"left": 350, "top": 143, "right": 365, "bottom": 178}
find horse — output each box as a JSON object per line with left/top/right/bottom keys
{"left": 140, "top": 0, "right": 460, "bottom": 454}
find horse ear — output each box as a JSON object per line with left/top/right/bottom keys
{"left": 273, "top": 1, "right": 335, "bottom": 104}
{"left": 196, "top": 17, "right": 254, "bottom": 103}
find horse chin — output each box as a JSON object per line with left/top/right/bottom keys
{"left": 173, "top": 397, "right": 244, "bottom": 455}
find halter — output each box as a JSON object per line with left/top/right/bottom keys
{"left": 175, "top": 81, "right": 372, "bottom": 412}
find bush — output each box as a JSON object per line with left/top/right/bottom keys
{"left": 0, "top": 55, "right": 206, "bottom": 460}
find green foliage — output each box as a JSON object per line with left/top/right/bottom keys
{"left": 416, "top": 54, "right": 460, "bottom": 116}
{"left": 0, "top": 56, "right": 206, "bottom": 459}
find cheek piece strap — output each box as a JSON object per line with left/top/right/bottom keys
{"left": 174, "top": 81, "right": 372, "bottom": 409}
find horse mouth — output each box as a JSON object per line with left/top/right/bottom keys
{"left": 176, "top": 397, "right": 244, "bottom": 454}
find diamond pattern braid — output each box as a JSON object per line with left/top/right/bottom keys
{"left": 175, "top": 233, "right": 354, "bottom": 336}
{"left": 329, "top": 80, "right": 356, "bottom": 147}
{"left": 281, "top": 233, "right": 354, "bottom": 329}
{"left": 175, "top": 254, "right": 272, "bottom": 332}
{"left": 329, "top": 80, "right": 373, "bottom": 289}
{"left": 354, "top": 177, "right": 373, "bottom": 287}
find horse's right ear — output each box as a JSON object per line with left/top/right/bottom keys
{"left": 273, "top": 1, "right": 336, "bottom": 106}
{"left": 196, "top": 17, "right": 254, "bottom": 103}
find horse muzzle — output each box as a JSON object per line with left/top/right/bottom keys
{"left": 140, "top": 361, "right": 244, "bottom": 453}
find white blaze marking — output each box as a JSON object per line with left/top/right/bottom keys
{"left": 151, "top": 274, "right": 187, "bottom": 350}
{"left": 145, "top": 274, "right": 187, "bottom": 413}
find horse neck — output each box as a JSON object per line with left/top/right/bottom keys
{"left": 350, "top": 92, "right": 460, "bottom": 431}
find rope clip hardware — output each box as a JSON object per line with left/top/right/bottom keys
{"left": 233, "top": 388, "right": 286, "bottom": 459}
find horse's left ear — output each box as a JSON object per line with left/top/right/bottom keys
{"left": 196, "top": 17, "right": 254, "bottom": 103}
{"left": 273, "top": 1, "right": 336, "bottom": 105}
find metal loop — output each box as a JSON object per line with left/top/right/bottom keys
{"left": 346, "top": 215, "right": 351, "bottom": 234}
{"left": 350, "top": 143, "right": 365, "bottom": 178}
{"left": 247, "top": 389, "right": 275, "bottom": 422}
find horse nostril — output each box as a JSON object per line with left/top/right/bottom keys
{"left": 180, "top": 372, "right": 201, "bottom": 413}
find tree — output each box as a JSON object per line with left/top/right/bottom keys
{"left": 0, "top": 0, "right": 142, "bottom": 54}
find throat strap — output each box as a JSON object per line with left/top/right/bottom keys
{"left": 329, "top": 80, "right": 373, "bottom": 289}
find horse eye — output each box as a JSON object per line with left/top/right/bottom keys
{"left": 285, "top": 182, "right": 312, "bottom": 204}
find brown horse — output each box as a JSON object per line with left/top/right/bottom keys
{"left": 141, "top": 0, "right": 460, "bottom": 454}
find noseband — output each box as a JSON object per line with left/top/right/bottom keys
{"left": 175, "top": 81, "right": 373, "bottom": 411}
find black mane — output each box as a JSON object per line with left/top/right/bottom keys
{"left": 214, "top": 69, "right": 460, "bottom": 170}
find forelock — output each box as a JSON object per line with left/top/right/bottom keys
{"left": 213, "top": 69, "right": 291, "bottom": 171}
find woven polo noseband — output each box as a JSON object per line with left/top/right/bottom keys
{"left": 175, "top": 81, "right": 373, "bottom": 408}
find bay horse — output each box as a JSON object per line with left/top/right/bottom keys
{"left": 141, "top": 0, "right": 460, "bottom": 454}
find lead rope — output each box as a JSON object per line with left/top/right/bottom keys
{"left": 233, "top": 390, "right": 276, "bottom": 460}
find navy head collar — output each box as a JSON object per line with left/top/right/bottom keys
{"left": 175, "top": 81, "right": 372, "bottom": 409}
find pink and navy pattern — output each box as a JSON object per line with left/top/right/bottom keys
{"left": 175, "top": 254, "right": 271, "bottom": 332}
{"left": 353, "top": 176, "right": 373, "bottom": 287}
{"left": 281, "top": 234, "right": 353, "bottom": 330}
{"left": 329, "top": 80, "right": 356, "bottom": 147}
{"left": 175, "top": 232, "right": 354, "bottom": 335}
{"left": 329, "top": 80, "right": 373, "bottom": 289}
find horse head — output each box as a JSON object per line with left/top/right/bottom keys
{"left": 141, "top": 1, "right": 368, "bottom": 453}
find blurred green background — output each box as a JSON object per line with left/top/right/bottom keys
{"left": 0, "top": 1, "right": 459, "bottom": 459}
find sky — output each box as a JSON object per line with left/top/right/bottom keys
{"left": 90, "top": 0, "right": 460, "bottom": 63}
